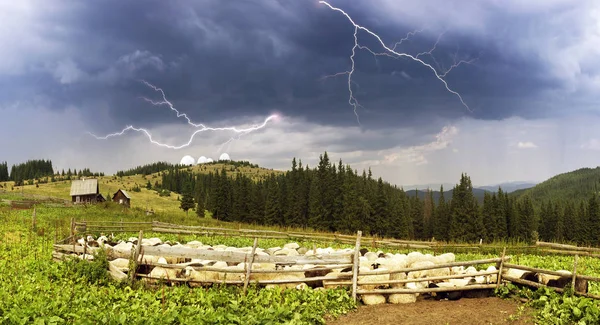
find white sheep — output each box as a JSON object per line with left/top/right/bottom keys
{"left": 359, "top": 266, "right": 390, "bottom": 290}
{"left": 109, "top": 258, "right": 130, "bottom": 272}
{"left": 361, "top": 294, "right": 387, "bottom": 305}
{"left": 388, "top": 293, "right": 417, "bottom": 304}
{"left": 148, "top": 257, "right": 180, "bottom": 284}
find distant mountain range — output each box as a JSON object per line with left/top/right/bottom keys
{"left": 402, "top": 181, "right": 537, "bottom": 194}
{"left": 403, "top": 181, "right": 537, "bottom": 205}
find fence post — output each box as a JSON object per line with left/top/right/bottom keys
{"left": 130, "top": 230, "right": 144, "bottom": 284}
{"left": 352, "top": 230, "right": 362, "bottom": 303}
{"left": 243, "top": 237, "right": 259, "bottom": 295}
{"left": 571, "top": 254, "right": 578, "bottom": 293}
{"left": 496, "top": 247, "right": 507, "bottom": 290}
{"left": 32, "top": 207, "right": 37, "bottom": 232}
{"left": 70, "top": 218, "right": 75, "bottom": 244}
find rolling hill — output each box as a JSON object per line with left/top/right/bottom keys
{"left": 511, "top": 166, "right": 600, "bottom": 204}
{"left": 0, "top": 161, "right": 282, "bottom": 217}
{"left": 476, "top": 181, "right": 537, "bottom": 193}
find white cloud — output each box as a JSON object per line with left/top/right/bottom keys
{"left": 517, "top": 141, "right": 538, "bottom": 149}
{"left": 581, "top": 138, "right": 600, "bottom": 150}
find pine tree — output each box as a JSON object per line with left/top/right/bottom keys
{"left": 517, "top": 196, "right": 536, "bottom": 242}
{"left": 372, "top": 177, "right": 390, "bottom": 237}
{"left": 264, "top": 176, "right": 282, "bottom": 225}
{"left": 494, "top": 188, "right": 508, "bottom": 239}
{"left": 449, "top": 174, "right": 483, "bottom": 242}
{"left": 588, "top": 194, "right": 600, "bottom": 244}
{"left": 433, "top": 185, "right": 448, "bottom": 241}
{"left": 482, "top": 192, "right": 495, "bottom": 240}
{"left": 422, "top": 189, "right": 435, "bottom": 240}
{"left": 179, "top": 182, "right": 195, "bottom": 216}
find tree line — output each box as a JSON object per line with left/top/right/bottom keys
{"left": 9, "top": 159, "right": 54, "bottom": 185}
{"left": 0, "top": 162, "right": 8, "bottom": 182}
{"left": 158, "top": 152, "right": 599, "bottom": 245}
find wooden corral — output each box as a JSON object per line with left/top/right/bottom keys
{"left": 54, "top": 222, "right": 600, "bottom": 305}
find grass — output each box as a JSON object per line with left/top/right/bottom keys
{"left": 3, "top": 201, "right": 600, "bottom": 323}
{"left": 0, "top": 162, "right": 284, "bottom": 219}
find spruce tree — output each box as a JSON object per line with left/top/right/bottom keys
{"left": 179, "top": 182, "right": 195, "bottom": 216}
{"left": 433, "top": 185, "right": 448, "bottom": 241}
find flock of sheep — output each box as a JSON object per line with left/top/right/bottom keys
{"left": 69, "top": 235, "right": 511, "bottom": 305}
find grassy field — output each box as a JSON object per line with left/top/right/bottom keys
{"left": 0, "top": 162, "right": 284, "bottom": 218}
{"left": 2, "top": 201, "right": 600, "bottom": 323}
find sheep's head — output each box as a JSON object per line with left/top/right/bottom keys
{"left": 371, "top": 263, "right": 381, "bottom": 270}
{"left": 183, "top": 266, "right": 194, "bottom": 277}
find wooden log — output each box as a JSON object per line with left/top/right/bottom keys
{"left": 539, "top": 249, "right": 600, "bottom": 258}
{"left": 70, "top": 218, "right": 75, "bottom": 243}
{"left": 54, "top": 244, "right": 353, "bottom": 265}
{"left": 357, "top": 284, "right": 497, "bottom": 295}
{"left": 130, "top": 230, "right": 144, "bottom": 283}
{"left": 503, "top": 263, "right": 575, "bottom": 278}
{"left": 572, "top": 254, "right": 578, "bottom": 293}
{"left": 151, "top": 227, "right": 288, "bottom": 239}
{"left": 243, "top": 237, "right": 258, "bottom": 294}
{"left": 536, "top": 241, "right": 600, "bottom": 253}
{"left": 136, "top": 273, "right": 352, "bottom": 285}
{"left": 376, "top": 241, "right": 431, "bottom": 249}
{"left": 360, "top": 257, "right": 508, "bottom": 276}
{"left": 352, "top": 231, "right": 362, "bottom": 303}
{"left": 78, "top": 221, "right": 153, "bottom": 225}
{"left": 497, "top": 247, "right": 506, "bottom": 290}
{"left": 326, "top": 270, "right": 499, "bottom": 287}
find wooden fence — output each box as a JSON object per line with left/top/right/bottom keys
{"left": 55, "top": 222, "right": 600, "bottom": 302}
{"left": 73, "top": 220, "right": 432, "bottom": 249}
{"left": 55, "top": 228, "right": 517, "bottom": 302}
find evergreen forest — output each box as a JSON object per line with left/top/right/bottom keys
{"left": 156, "top": 151, "right": 600, "bottom": 244}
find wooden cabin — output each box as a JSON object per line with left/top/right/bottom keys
{"left": 112, "top": 189, "right": 131, "bottom": 208}
{"left": 70, "top": 178, "right": 104, "bottom": 204}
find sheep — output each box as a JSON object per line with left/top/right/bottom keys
{"left": 264, "top": 265, "right": 305, "bottom": 289}
{"left": 147, "top": 257, "right": 180, "bottom": 284}
{"left": 358, "top": 266, "right": 390, "bottom": 290}
{"left": 407, "top": 261, "right": 436, "bottom": 279}
{"left": 364, "top": 252, "right": 379, "bottom": 262}
{"left": 388, "top": 293, "right": 417, "bottom": 304}
{"left": 183, "top": 240, "right": 203, "bottom": 249}
{"left": 109, "top": 258, "right": 130, "bottom": 272}
{"left": 361, "top": 294, "right": 387, "bottom": 305}
{"left": 283, "top": 242, "right": 300, "bottom": 250}
{"left": 486, "top": 266, "right": 498, "bottom": 283}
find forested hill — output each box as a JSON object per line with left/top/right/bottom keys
{"left": 511, "top": 167, "right": 600, "bottom": 204}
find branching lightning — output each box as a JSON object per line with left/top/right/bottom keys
{"left": 319, "top": 1, "right": 477, "bottom": 123}
{"left": 89, "top": 80, "right": 278, "bottom": 150}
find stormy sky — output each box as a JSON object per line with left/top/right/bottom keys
{"left": 2, "top": 0, "right": 600, "bottom": 187}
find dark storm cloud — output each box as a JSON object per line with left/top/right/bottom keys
{"left": 0, "top": 0, "right": 582, "bottom": 134}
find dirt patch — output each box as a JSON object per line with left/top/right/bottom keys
{"left": 328, "top": 297, "right": 535, "bottom": 325}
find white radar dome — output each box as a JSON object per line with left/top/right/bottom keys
{"left": 206, "top": 158, "right": 214, "bottom": 163}
{"left": 219, "top": 153, "right": 231, "bottom": 161}
{"left": 179, "top": 155, "right": 195, "bottom": 166}
{"left": 197, "top": 156, "right": 208, "bottom": 164}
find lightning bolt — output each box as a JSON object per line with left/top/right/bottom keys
{"left": 89, "top": 81, "right": 278, "bottom": 149}
{"left": 319, "top": 1, "right": 475, "bottom": 122}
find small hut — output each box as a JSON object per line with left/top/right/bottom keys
{"left": 112, "top": 189, "right": 131, "bottom": 208}
{"left": 70, "top": 178, "right": 101, "bottom": 204}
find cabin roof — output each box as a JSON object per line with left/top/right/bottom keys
{"left": 113, "top": 189, "right": 131, "bottom": 199}
{"left": 69, "top": 179, "right": 99, "bottom": 196}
